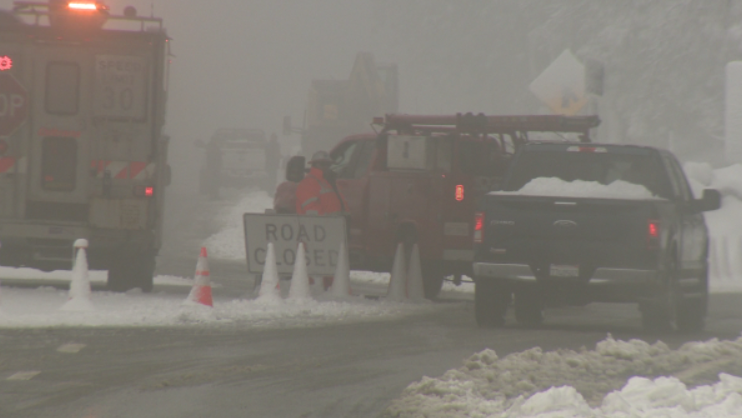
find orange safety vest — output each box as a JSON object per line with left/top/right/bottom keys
{"left": 295, "top": 167, "right": 346, "bottom": 216}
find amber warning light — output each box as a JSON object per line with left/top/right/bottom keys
{"left": 68, "top": 2, "right": 104, "bottom": 10}
{"left": 0, "top": 56, "right": 12, "bottom": 71}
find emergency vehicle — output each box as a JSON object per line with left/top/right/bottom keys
{"left": 281, "top": 113, "right": 600, "bottom": 299}
{"left": 0, "top": 1, "right": 172, "bottom": 291}
{"left": 197, "top": 128, "right": 270, "bottom": 197}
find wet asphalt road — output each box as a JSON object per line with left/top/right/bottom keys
{"left": 1, "top": 189, "right": 742, "bottom": 418}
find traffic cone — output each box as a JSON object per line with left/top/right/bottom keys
{"left": 387, "top": 243, "right": 407, "bottom": 301}
{"left": 185, "top": 247, "right": 213, "bottom": 307}
{"left": 61, "top": 239, "right": 94, "bottom": 312}
{"left": 406, "top": 243, "right": 425, "bottom": 301}
{"left": 257, "top": 242, "right": 281, "bottom": 301}
{"left": 330, "top": 240, "right": 352, "bottom": 299}
{"left": 288, "top": 242, "right": 312, "bottom": 300}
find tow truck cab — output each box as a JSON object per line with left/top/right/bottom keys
{"left": 327, "top": 114, "right": 600, "bottom": 299}
{"left": 0, "top": 2, "right": 171, "bottom": 291}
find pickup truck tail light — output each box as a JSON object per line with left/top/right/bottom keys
{"left": 647, "top": 219, "right": 660, "bottom": 249}
{"left": 474, "top": 212, "right": 485, "bottom": 243}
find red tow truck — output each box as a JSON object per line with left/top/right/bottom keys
{"left": 280, "top": 113, "right": 600, "bottom": 299}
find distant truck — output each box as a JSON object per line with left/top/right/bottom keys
{"left": 280, "top": 114, "right": 600, "bottom": 299}
{"left": 198, "top": 128, "right": 275, "bottom": 196}
{"left": 289, "top": 52, "right": 398, "bottom": 159}
{"left": 473, "top": 142, "right": 721, "bottom": 331}
{"left": 0, "top": 2, "right": 172, "bottom": 292}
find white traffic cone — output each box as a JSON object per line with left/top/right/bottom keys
{"left": 61, "top": 239, "right": 94, "bottom": 312}
{"left": 288, "top": 242, "right": 312, "bottom": 300}
{"left": 387, "top": 243, "right": 407, "bottom": 301}
{"left": 257, "top": 242, "right": 281, "bottom": 301}
{"left": 406, "top": 243, "right": 425, "bottom": 301}
{"left": 185, "top": 247, "right": 213, "bottom": 307}
{"left": 330, "top": 240, "right": 352, "bottom": 299}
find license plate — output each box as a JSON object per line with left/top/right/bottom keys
{"left": 549, "top": 264, "right": 579, "bottom": 278}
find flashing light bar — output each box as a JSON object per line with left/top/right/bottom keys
{"left": 68, "top": 2, "right": 106, "bottom": 10}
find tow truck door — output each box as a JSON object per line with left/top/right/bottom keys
{"left": 27, "top": 47, "right": 91, "bottom": 214}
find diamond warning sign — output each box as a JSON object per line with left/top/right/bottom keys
{"left": 529, "top": 49, "right": 588, "bottom": 116}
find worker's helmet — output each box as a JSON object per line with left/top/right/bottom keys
{"left": 308, "top": 151, "right": 333, "bottom": 165}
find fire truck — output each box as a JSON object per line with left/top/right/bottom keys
{"left": 0, "top": 1, "right": 171, "bottom": 291}
{"left": 282, "top": 113, "right": 600, "bottom": 299}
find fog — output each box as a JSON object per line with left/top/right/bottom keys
{"left": 3, "top": 1, "right": 741, "bottom": 189}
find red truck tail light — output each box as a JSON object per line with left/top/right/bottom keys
{"left": 134, "top": 185, "right": 154, "bottom": 197}
{"left": 474, "top": 212, "right": 485, "bottom": 243}
{"left": 647, "top": 219, "right": 660, "bottom": 249}
{"left": 455, "top": 184, "right": 465, "bottom": 201}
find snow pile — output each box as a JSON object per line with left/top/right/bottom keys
{"left": 0, "top": 285, "right": 437, "bottom": 329}
{"left": 202, "top": 190, "right": 273, "bottom": 260}
{"left": 385, "top": 335, "right": 742, "bottom": 418}
{"left": 684, "top": 163, "right": 742, "bottom": 293}
{"left": 492, "top": 178, "right": 658, "bottom": 200}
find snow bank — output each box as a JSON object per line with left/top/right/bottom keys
{"left": 202, "top": 190, "right": 273, "bottom": 260}
{"left": 385, "top": 335, "right": 742, "bottom": 418}
{"left": 491, "top": 178, "right": 658, "bottom": 200}
{"left": 0, "top": 285, "right": 437, "bottom": 329}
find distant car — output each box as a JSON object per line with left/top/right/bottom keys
{"left": 473, "top": 142, "right": 721, "bottom": 332}
{"left": 197, "top": 128, "right": 270, "bottom": 197}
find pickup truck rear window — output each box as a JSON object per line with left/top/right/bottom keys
{"left": 505, "top": 151, "right": 673, "bottom": 198}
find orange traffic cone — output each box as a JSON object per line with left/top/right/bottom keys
{"left": 186, "top": 247, "right": 213, "bottom": 307}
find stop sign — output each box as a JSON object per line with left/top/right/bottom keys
{"left": 0, "top": 74, "right": 28, "bottom": 137}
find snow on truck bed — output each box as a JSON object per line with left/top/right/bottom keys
{"left": 489, "top": 177, "right": 660, "bottom": 200}
{"left": 386, "top": 334, "right": 742, "bottom": 418}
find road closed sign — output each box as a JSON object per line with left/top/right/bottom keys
{"left": 243, "top": 214, "right": 347, "bottom": 276}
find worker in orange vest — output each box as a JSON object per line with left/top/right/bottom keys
{"left": 296, "top": 151, "right": 347, "bottom": 216}
{"left": 295, "top": 151, "right": 348, "bottom": 290}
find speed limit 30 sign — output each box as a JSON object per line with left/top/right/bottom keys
{"left": 94, "top": 55, "right": 147, "bottom": 120}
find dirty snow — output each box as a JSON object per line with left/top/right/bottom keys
{"left": 492, "top": 178, "right": 659, "bottom": 200}
{"left": 202, "top": 190, "right": 274, "bottom": 260}
{"left": 385, "top": 335, "right": 742, "bottom": 418}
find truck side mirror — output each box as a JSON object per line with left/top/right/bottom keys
{"left": 286, "top": 156, "right": 306, "bottom": 183}
{"left": 694, "top": 188, "right": 721, "bottom": 212}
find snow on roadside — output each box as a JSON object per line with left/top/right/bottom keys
{"left": 0, "top": 266, "right": 193, "bottom": 287}
{"left": 0, "top": 285, "right": 438, "bottom": 329}
{"left": 385, "top": 335, "right": 742, "bottom": 418}
{"left": 203, "top": 190, "right": 273, "bottom": 260}
{"left": 491, "top": 178, "right": 659, "bottom": 200}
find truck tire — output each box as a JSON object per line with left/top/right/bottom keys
{"left": 422, "top": 263, "right": 445, "bottom": 300}
{"left": 475, "top": 278, "right": 507, "bottom": 328}
{"left": 107, "top": 250, "right": 156, "bottom": 293}
{"left": 640, "top": 255, "right": 678, "bottom": 333}
{"left": 514, "top": 286, "right": 544, "bottom": 327}
{"left": 676, "top": 297, "right": 706, "bottom": 333}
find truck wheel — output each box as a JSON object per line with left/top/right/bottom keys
{"left": 676, "top": 297, "right": 706, "bottom": 333}
{"left": 641, "top": 255, "right": 678, "bottom": 333}
{"left": 514, "top": 287, "right": 544, "bottom": 327}
{"left": 107, "top": 250, "right": 156, "bottom": 293}
{"left": 422, "top": 263, "right": 444, "bottom": 300}
{"left": 475, "top": 278, "right": 508, "bottom": 328}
